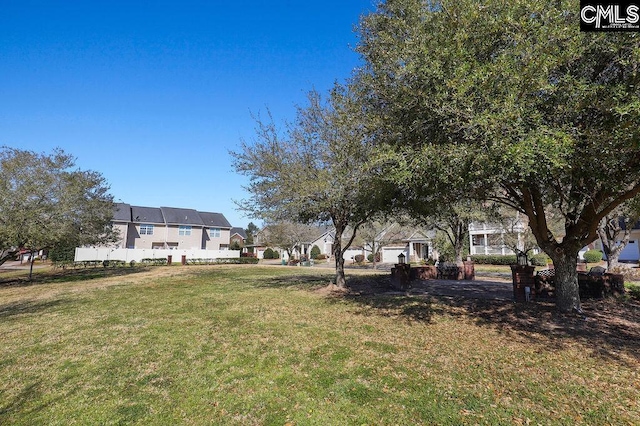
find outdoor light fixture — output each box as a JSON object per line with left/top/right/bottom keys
{"left": 398, "top": 253, "right": 406, "bottom": 264}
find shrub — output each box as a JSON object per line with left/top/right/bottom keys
{"left": 354, "top": 254, "right": 365, "bottom": 263}
{"left": 310, "top": 245, "right": 321, "bottom": 259}
{"left": 530, "top": 253, "right": 550, "bottom": 266}
{"left": 367, "top": 253, "right": 374, "bottom": 262}
{"left": 316, "top": 254, "right": 327, "bottom": 260}
{"left": 583, "top": 249, "right": 603, "bottom": 264}
{"left": 470, "top": 255, "right": 517, "bottom": 265}
{"left": 48, "top": 244, "right": 76, "bottom": 263}
{"left": 141, "top": 258, "right": 168, "bottom": 266}
{"left": 263, "top": 248, "right": 275, "bottom": 259}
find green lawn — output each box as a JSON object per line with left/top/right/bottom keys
{"left": 1, "top": 265, "right": 639, "bottom": 425}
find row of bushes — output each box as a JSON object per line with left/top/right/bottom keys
{"left": 53, "top": 258, "right": 259, "bottom": 268}
{"left": 141, "top": 257, "right": 260, "bottom": 265}
{"left": 469, "top": 254, "right": 550, "bottom": 266}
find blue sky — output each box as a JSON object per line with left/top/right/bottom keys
{"left": 0, "top": 1, "right": 375, "bottom": 229}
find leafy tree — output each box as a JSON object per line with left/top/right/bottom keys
{"left": 0, "top": 147, "right": 116, "bottom": 277}
{"left": 310, "top": 245, "right": 321, "bottom": 259}
{"left": 356, "top": 0, "right": 640, "bottom": 312}
{"left": 244, "top": 222, "right": 260, "bottom": 249}
{"left": 229, "top": 240, "right": 242, "bottom": 251}
{"left": 232, "top": 88, "right": 392, "bottom": 287}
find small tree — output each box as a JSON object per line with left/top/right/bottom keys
{"left": 261, "top": 221, "right": 318, "bottom": 262}
{"left": 244, "top": 222, "right": 259, "bottom": 254}
{"left": 232, "top": 88, "right": 392, "bottom": 287}
{"left": 310, "top": 245, "right": 321, "bottom": 259}
{"left": 597, "top": 197, "right": 640, "bottom": 269}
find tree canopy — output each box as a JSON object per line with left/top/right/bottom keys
{"left": 0, "top": 147, "right": 116, "bottom": 268}
{"left": 356, "top": 0, "right": 640, "bottom": 311}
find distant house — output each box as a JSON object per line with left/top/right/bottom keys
{"left": 230, "top": 227, "right": 247, "bottom": 247}
{"left": 252, "top": 223, "right": 436, "bottom": 263}
{"left": 468, "top": 212, "right": 536, "bottom": 256}
{"left": 376, "top": 227, "right": 435, "bottom": 264}
{"left": 112, "top": 203, "right": 232, "bottom": 250}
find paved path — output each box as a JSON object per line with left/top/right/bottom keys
{"left": 402, "top": 278, "right": 515, "bottom": 301}
{"left": 0, "top": 260, "right": 48, "bottom": 271}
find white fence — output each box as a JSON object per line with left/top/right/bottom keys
{"left": 74, "top": 248, "right": 241, "bottom": 263}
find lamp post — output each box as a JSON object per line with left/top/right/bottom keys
{"left": 398, "top": 252, "right": 406, "bottom": 265}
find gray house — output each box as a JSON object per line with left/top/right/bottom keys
{"left": 112, "top": 203, "right": 232, "bottom": 250}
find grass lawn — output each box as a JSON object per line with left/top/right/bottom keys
{"left": 1, "top": 265, "right": 639, "bottom": 425}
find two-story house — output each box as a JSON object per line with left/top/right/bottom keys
{"left": 113, "top": 203, "right": 232, "bottom": 250}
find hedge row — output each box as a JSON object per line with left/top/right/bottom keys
{"left": 185, "top": 257, "right": 259, "bottom": 265}
{"left": 53, "top": 258, "right": 259, "bottom": 269}
{"left": 469, "top": 254, "right": 549, "bottom": 266}
{"left": 53, "top": 260, "right": 136, "bottom": 269}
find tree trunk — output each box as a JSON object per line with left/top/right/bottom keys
{"left": 28, "top": 250, "right": 36, "bottom": 281}
{"left": 334, "top": 254, "right": 346, "bottom": 288}
{"left": 333, "top": 236, "right": 346, "bottom": 288}
{"left": 454, "top": 240, "right": 464, "bottom": 266}
{"left": 605, "top": 249, "right": 621, "bottom": 270}
{"left": 371, "top": 243, "right": 378, "bottom": 270}
{"left": 548, "top": 251, "right": 581, "bottom": 313}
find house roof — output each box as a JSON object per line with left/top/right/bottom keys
{"left": 113, "top": 203, "right": 132, "bottom": 222}
{"left": 119, "top": 203, "right": 232, "bottom": 228}
{"left": 161, "top": 207, "right": 205, "bottom": 226}
{"left": 230, "top": 227, "right": 247, "bottom": 238}
{"left": 131, "top": 206, "right": 165, "bottom": 224}
{"left": 199, "top": 212, "right": 232, "bottom": 228}
{"left": 403, "top": 229, "right": 434, "bottom": 242}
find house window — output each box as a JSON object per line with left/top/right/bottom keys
{"left": 140, "top": 224, "right": 154, "bottom": 235}
{"left": 209, "top": 228, "right": 221, "bottom": 238}
{"left": 179, "top": 226, "right": 192, "bottom": 236}
{"left": 472, "top": 235, "right": 485, "bottom": 246}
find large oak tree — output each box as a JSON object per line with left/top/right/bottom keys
{"left": 0, "top": 147, "right": 116, "bottom": 276}
{"left": 356, "top": 0, "right": 640, "bottom": 312}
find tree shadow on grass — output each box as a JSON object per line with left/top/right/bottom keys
{"left": 0, "top": 266, "right": 149, "bottom": 288}
{"left": 0, "top": 298, "right": 79, "bottom": 320}
{"left": 337, "top": 274, "right": 640, "bottom": 365}
{"left": 254, "top": 273, "right": 335, "bottom": 290}
{"left": 0, "top": 377, "right": 80, "bottom": 421}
